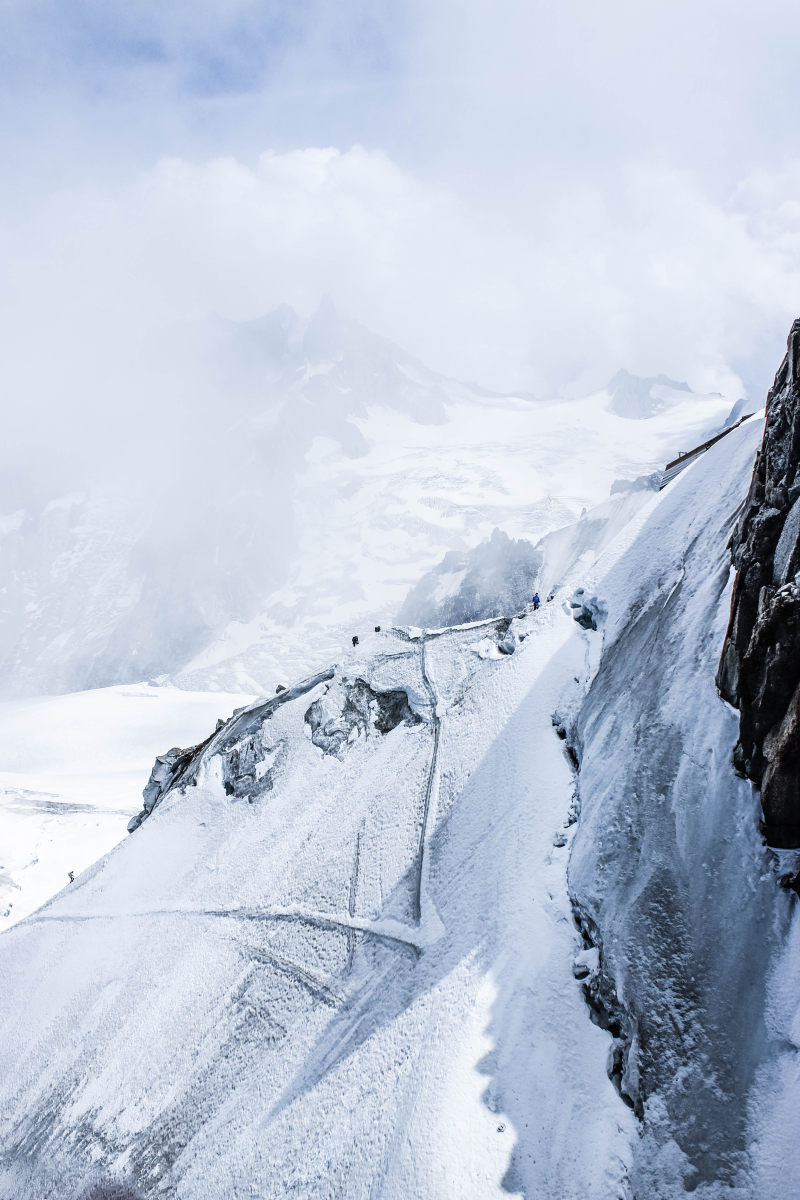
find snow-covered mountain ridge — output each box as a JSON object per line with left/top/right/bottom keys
{"left": 2, "top": 365, "right": 797, "bottom": 1196}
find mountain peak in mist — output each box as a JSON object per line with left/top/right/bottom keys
{"left": 606, "top": 368, "right": 692, "bottom": 419}
{"left": 304, "top": 293, "right": 344, "bottom": 361}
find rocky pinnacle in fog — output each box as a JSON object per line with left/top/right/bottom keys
{"left": 717, "top": 318, "right": 800, "bottom": 846}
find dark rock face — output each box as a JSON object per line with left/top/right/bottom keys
{"left": 717, "top": 318, "right": 800, "bottom": 846}
{"left": 305, "top": 678, "right": 422, "bottom": 758}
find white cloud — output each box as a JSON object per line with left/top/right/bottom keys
{"left": 1, "top": 0, "right": 800, "bottom": 473}
{"left": 2, "top": 144, "right": 800, "bottom": 455}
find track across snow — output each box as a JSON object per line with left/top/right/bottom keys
{"left": 0, "top": 610, "right": 635, "bottom": 1198}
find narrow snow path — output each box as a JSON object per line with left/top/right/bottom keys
{"left": 413, "top": 632, "right": 445, "bottom": 937}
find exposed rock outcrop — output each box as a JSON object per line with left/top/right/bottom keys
{"left": 568, "top": 588, "right": 607, "bottom": 631}
{"left": 127, "top": 667, "right": 335, "bottom": 831}
{"left": 304, "top": 677, "right": 422, "bottom": 758}
{"left": 128, "top": 666, "right": 425, "bottom": 830}
{"left": 717, "top": 318, "right": 800, "bottom": 847}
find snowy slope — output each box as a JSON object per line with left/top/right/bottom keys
{"left": 0, "top": 398, "right": 793, "bottom": 1199}
{"left": 566, "top": 417, "right": 800, "bottom": 1195}
{"left": 0, "top": 685, "right": 252, "bottom": 930}
{"left": 0, "top": 312, "right": 735, "bottom": 939}
{"left": 0, "top": 612, "right": 635, "bottom": 1199}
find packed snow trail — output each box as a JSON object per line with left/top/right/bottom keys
{"left": 414, "top": 633, "right": 443, "bottom": 926}
{"left": 0, "top": 613, "right": 634, "bottom": 1199}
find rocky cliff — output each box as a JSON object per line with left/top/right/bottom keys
{"left": 717, "top": 318, "right": 800, "bottom": 847}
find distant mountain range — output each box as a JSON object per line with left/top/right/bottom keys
{"left": 0, "top": 300, "right": 733, "bottom": 697}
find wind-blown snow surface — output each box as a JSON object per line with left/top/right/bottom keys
{"left": 0, "top": 616, "right": 635, "bottom": 1199}
{"left": 568, "top": 417, "right": 800, "bottom": 1196}
{"left": 0, "top": 685, "right": 252, "bottom": 929}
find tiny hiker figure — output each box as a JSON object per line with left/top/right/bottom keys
{"left": 352, "top": 635, "right": 359, "bottom": 647}
{"left": 68, "top": 871, "right": 75, "bottom": 884}
{"left": 532, "top": 593, "right": 540, "bottom": 611}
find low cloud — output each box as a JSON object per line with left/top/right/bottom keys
{"left": 1, "top": 0, "right": 800, "bottom": 494}
{"left": 2, "top": 145, "right": 798, "bottom": 459}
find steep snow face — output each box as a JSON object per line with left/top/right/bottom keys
{"left": 568, "top": 418, "right": 800, "bottom": 1196}
{"left": 0, "top": 613, "right": 636, "bottom": 1200}
{"left": 1, "top": 303, "right": 733, "bottom": 699}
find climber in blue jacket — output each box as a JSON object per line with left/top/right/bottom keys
{"left": 532, "top": 593, "right": 540, "bottom": 611}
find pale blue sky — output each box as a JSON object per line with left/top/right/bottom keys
{"left": 1, "top": 0, "right": 799, "bottom": 402}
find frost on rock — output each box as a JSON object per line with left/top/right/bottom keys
{"left": 128, "top": 667, "right": 335, "bottom": 830}
{"left": 469, "top": 618, "right": 519, "bottom": 659}
{"left": 305, "top": 677, "right": 422, "bottom": 758}
{"left": 567, "top": 588, "right": 607, "bottom": 631}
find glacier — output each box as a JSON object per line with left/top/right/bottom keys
{"left": 0, "top": 301, "right": 734, "bottom": 701}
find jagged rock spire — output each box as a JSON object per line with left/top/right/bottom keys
{"left": 717, "top": 317, "right": 800, "bottom": 846}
